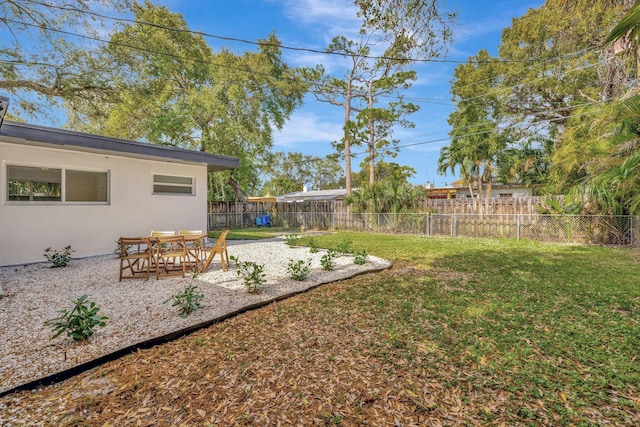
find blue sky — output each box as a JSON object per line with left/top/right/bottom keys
{"left": 157, "top": 1, "right": 544, "bottom": 186}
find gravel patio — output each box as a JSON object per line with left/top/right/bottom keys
{"left": 0, "top": 237, "right": 391, "bottom": 396}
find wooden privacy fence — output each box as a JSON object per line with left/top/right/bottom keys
{"left": 419, "top": 196, "right": 557, "bottom": 214}
{"left": 208, "top": 200, "right": 350, "bottom": 229}
{"left": 208, "top": 197, "right": 554, "bottom": 227}
{"left": 207, "top": 198, "right": 637, "bottom": 246}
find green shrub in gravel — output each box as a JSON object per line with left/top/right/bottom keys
{"left": 287, "top": 259, "right": 312, "bottom": 281}
{"left": 43, "top": 245, "right": 74, "bottom": 267}
{"left": 353, "top": 250, "right": 367, "bottom": 265}
{"left": 45, "top": 294, "right": 108, "bottom": 341}
{"left": 320, "top": 249, "right": 337, "bottom": 271}
{"left": 164, "top": 270, "right": 204, "bottom": 317}
{"left": 231, "top": 256, "right": 266, "bottom": 294}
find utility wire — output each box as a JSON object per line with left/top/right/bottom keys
{"left": 349, "top": 102, "right": 607, "bottom": 157}
{"left": 16, "top": 0, "right": 612, "bottom": 66}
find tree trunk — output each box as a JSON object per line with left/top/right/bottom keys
{"left": 227, "top": 175, "right": 244, "bottom": 202}
{"left": 368, "top": 88, "right": 375, "bottom": 185}
{"left": 344, "top": 105, "right": 352, "bottom": 196}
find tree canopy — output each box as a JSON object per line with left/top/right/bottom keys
{"left": 440, "top": 0, "right": 640, "bottom": 213}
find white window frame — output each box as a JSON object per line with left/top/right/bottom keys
{"left": 65, "top": 169, "right": 110, "bottom": 203}
{"left": 5, "top": 163, "right": 110, "bottom": 204}
{"left": 152, "top": 174, "right": 195, "bottom": 196}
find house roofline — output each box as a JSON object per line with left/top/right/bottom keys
{"left": 0, "top": 121, "right": 239, "bottom": 172}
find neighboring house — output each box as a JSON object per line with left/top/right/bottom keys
{"left": 0, "top": 121, "right": 239, "bottom": 266}
{"left": 276, "top": 187, "right": 349, "bottom": 203}
{"left": 424, "top": 180, "right": 532, "bottom": 199}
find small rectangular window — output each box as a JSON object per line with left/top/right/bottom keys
{"left": 153, "top": 174, "right": 194, "bottom": 195}
{"left": 7, "top": 165, "right": 62, "bottom": 201}
{"left": 66, "top": 170, "right": 108, "bottom": 202}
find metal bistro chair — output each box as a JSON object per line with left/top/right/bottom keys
{"left": 118, "top": 237, "right": 152, "bottom": 281}
{"left": 155, "top": 234, "right": 187, "bottom": 279}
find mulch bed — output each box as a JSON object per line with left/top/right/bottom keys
{"left": 1, "top": 270, "right": 486, "bottom": 426}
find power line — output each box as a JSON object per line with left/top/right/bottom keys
{"left": 4, "top": 6, "right": 620, "bottom": 109}
{"left": 0, "top": 24, "right": 611, "bottom": 113}
{"left": 349, "top": 102, "right": 606, "bottom": 157}
{"left": 394, "top": 100, "right": 597, "bottom": 142}
{"left": 17, "top": 0, "right": 601, "bottom": 66}
{"left": 3, "top": 17, "right": 297, "bottom": 84}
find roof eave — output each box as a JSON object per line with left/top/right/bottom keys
{"left": 0, "top": 121, "right": 239, "bottom": 172}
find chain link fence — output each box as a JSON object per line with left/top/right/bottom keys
{"left": 209, "top": 211, "right": 637, "bottom": 247}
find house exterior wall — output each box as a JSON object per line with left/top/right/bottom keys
{"left": 1, "top": 141, "right": 208, "bottom": 266}
{"left": 455, "top": 186, "right": 533, "bottom": 198}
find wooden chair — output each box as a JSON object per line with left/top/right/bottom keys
{"left": 179, "top": 230, "right": 205, "bottom": 271}
{"left": 155, "top": 235, "right": 187, "bottom": 279}
{"left": 118, "top": 237, "right": 152, "bottom": 281}
{"left": 200, "top": 230, "right": 229, "bottom": 272}
{"left": 178, "top": 229, "right": 202, "bottom": 235}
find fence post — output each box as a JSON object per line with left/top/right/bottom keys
{"left": 517, "top": 214, "right": 521, "bottom": 241}
{"left": 451, "top": 214, "right": 456, "bottom": 237}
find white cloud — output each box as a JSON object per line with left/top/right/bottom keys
{"left": 273, "top": 111, "right": 343, "bottom": 149}
{"left": 277, "top": 0, "right": 360, "bottom": 36}
{"left": 285, "top": 51, "right": 346, "bottom": 74}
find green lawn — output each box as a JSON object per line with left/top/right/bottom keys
{"left": 293, "top": 232, "right": 640, "bottom": 424}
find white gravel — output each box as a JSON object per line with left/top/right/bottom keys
{"left": 0, "top": 237, "right": 390, "bottom": 395}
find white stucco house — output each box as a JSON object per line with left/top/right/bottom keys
{"left": 0, "top": 120, "right": 239, "bottom": 266}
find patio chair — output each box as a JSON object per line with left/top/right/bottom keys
{"left": 178, "top": 229, "right": 202, "bottom": 235}
{"left": 179, "top": 230, "right": 206, "bottom": 271}
{"left": 155, "top": 235, "right": 187, "bottom": 279}
{"left": 200, "top": 229, "right": 229, "bottom": 272}
{"left": 118, "top": 237, "right": 152, "bottom": 281}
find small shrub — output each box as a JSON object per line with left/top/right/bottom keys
{"left": 284, "top": 233, "right": 300, "bottom": 247}
{"left": 353, "top": 250, "right": 367, "bottom": 265}
{"left": 287, "top": 259, "right": 311, "bottom": 281}
{"left": 45, "top": 294, "right": 108, "bottom": 341}
{"left": 43, "top": 245, "right": 74, "bottom": 268}
{"left": 235, "top": 259, "right": 266, "bottom": 294}
{"left": 320, "top": 249, "right": 337, "bottom": 271}
{"left": 335, "top": 239, "right": 353, "bottom": 255}
{"left": 164, "top": 270, "right": 204, "bottom": 317}
{"left": 308, "top": 237, "right": 319, "bottom": 253}
{"left": 229, "top": 254, "right": 240, "bottom": 269}
{"left": 113, "top": 241, "right": 132, "bottom": 258}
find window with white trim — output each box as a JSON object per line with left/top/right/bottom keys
{"left": 66, "top": 170, "right": 108, "bottom": 202}
{"left": 153, "top": 174, "right": 194, "bottom": 195}
{"left": 6, "top": 165, "right": 109, "bottom": 203}
{"left": 7, "top": 165, "right": 62, "bottom": 201}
